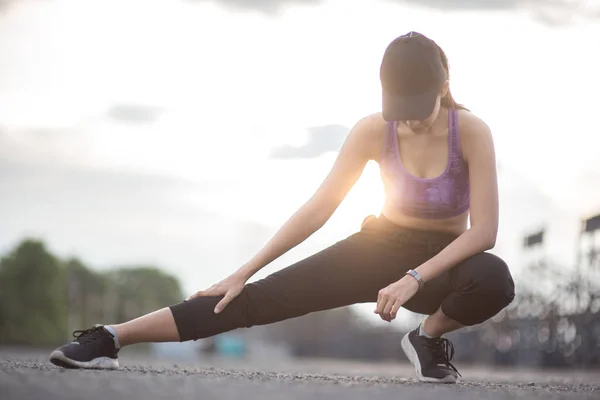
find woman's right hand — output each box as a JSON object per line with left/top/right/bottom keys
{"left": 186, "top": 272, "right": 248, "bottom": 314}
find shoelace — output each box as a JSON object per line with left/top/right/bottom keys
{"left": 426, "top": 337, "right": 462, "bottom": 377}
{"left": 72, "top": 326, "right": 105, "bottom": 345}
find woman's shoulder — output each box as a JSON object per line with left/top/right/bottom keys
{"left": 354, "top": 112, "right": 388, "bottom": 131}
{"left": 351, "top": 112, "right": 388, "bottom": 142}
{"left": 455, "top": 108, "right": 494, "bottom": 159}
{"left": 348, "top": 112, "right": 388, "bottom": 159}
{"left": 456, "top": 108, "right": 492, "bottom": 138}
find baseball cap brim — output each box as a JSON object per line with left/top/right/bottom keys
{"left": 382, "top": 88, "right": 438, "bottom": 122}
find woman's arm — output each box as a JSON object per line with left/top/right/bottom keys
{"left": 413, "top": 112, "right": 499, "bottom": 283}
{"left": 236, "top": 114, "right": 379, "bottom": 281}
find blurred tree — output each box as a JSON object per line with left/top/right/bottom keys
{"left": 0, "top": 239, "right": 184, "bottom": 347}
{"left": 0, "top": 239, "right": 68, "bottom": 345}
{"left": 64, "top": 258, "right": 107, "bottom": 330}
{"left": 104, "top": 266, "right": 183, "bottom": 324}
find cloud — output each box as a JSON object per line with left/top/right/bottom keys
{"left": 2, "top": 0, "right": 598, "bottom": 26}
{"left": 269, "top": 124, "right": 349, "bottom": 160}
{"left": 0, "top": 129, "right": 231, "bottom": 222}
{"left": 0, "top": 0, "right": 39, "bottom": 13}
{"left": 0, "top": 126, "right": 96, "bottom": 169}
{"left": 0, "top": 131, "right": 218, "bottom": 241}
{"left": 0, "top": 159, "right": 193, "bottom": 217}
{"left": 187, "top": 0, "right": 600, "bottom": 24}
{"left": 393, "top": 0, "right": 517, "bottom": 11}
{"left": 0, "top": 129, "right": 276, "bottom": 296}
{"left": 187, "top": 0, "right": 322, "bottom": 13}
{"left": 106, "top": 104, "right": 165, "bottom": 125}
{"left": 0, "top": 0, "right": 15, "bottom": 12}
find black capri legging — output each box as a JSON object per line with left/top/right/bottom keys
{"left": 169, "top": 214, "right": 515, "bottom": 342}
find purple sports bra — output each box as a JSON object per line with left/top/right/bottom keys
{"left": 379, "top": 108, "right": 470, "bottom": 219}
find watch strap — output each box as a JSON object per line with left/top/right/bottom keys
{"left": 406, "top": 269, "right": 425, "bottom": 289}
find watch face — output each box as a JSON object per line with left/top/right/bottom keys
{"left": 407, "top": 270, "right": 421, "bottom": 283}
{"left": 408, "top": 270, "right": 424, "bottom": 286}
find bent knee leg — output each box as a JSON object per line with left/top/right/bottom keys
{"left": 442, "top": 252, "right": 516, "bottom": 326}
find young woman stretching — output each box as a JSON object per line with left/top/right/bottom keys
{"left": 50, "top": 31, "right": 515, "bottom": 384}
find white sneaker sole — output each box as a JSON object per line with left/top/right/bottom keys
{"left": 400, "top": 332, "right": 458, "bottom": 384}
{"left": 50, "top": 350, "right": 119, "bottom": 370}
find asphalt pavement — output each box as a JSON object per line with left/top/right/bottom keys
{"left": 2, "top": 348, "right": 599, "bottom": 400}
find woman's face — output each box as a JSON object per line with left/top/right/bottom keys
{"left": 403, "top": 80, "right": 449, "bottom": 134}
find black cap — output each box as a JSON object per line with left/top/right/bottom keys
{"left": 380, "top": 31, "right": 446, "bottom": 122}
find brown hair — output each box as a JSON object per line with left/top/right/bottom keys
{"left": 433, "top": 42, "right": 468, "bottom": 111}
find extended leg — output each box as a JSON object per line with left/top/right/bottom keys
{"left": 169, "top": 230, "right": 414, "bottom": 342}
{"left": 110, "top": 307, "right": 180, "bottom": 346}
{"left": 49, "top": 222, "right": 416, "bottom": 368}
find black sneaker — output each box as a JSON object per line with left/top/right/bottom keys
{"left": 401, "top": 327, "right": 461, "bottom": 383}
{"left": 49, "top": 324, "right": 119, "bottom": 369}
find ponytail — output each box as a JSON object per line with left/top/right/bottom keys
{"left": 441, "top": 87, "right": 468, "bottom": 111}
{"left": 433, "top": 42, "right": 469, "bottom": 111}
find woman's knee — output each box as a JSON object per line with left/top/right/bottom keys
{"left": 441, "top": 253, "right": 516, "bottom": 326}
{"left": 171, "top": 281, "right": 300, "bottom": 341}
{"left": 454, "top": 252, "right": 515, "bottom": 307}
{"left": 169, "top": 290, "right": 251, "bottom": 341}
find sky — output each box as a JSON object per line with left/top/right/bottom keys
{"left": 1, "top": 0, "right": 599, "bottom": 328}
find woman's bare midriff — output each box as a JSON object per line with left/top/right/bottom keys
{"left": 381, "top": 206, "right": 469, "bottom": 236}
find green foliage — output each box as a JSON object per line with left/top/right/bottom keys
{"left": 104, "top": 267, "right": 183, "bottom": 324}
{"left": 0, "top": 238, "right": 183, "bottom": 346}
{"left": 0, "top": 240, "right": 67, "bottom": 345}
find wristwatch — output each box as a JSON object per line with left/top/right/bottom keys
{"left": 406, "top": 269, "right": 425, "bottom": 290}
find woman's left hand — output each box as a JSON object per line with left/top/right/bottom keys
{"left": 374, "top": 275, "right": 420, "bottom": 322}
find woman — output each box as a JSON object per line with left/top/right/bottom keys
{"left": 49, "top": 31, "right": 515, "bottom": 384}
